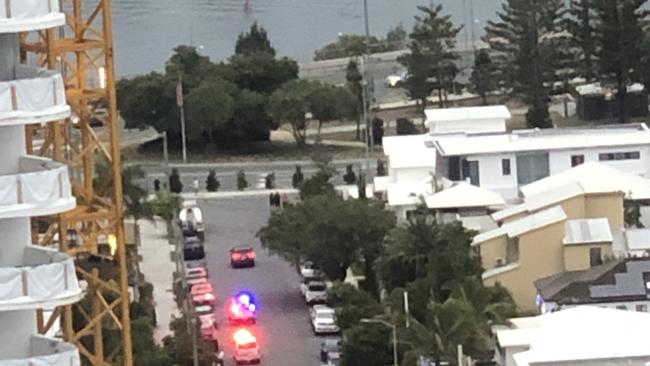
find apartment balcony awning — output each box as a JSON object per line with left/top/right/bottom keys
{"left": 0, "top": 246, "right": 82, "bottom": 311}
{"left": 0, "top": 0, "right": 65, "bottom": 33}
{"left": 0, "top": 155, "right": 75, "bottom": 219}
{"left": 1, "top": 335, "right": 80, "bottom": 365}
{"left": 0, "top": 66, "right": 69, "bottom": 126}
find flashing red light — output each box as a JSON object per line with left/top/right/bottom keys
{"left": 233, "top": 328, "right": 256, "bottom": 345}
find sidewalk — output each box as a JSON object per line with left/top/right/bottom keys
{"left": 138, "top": 218, "right": 179, "bottom": 343}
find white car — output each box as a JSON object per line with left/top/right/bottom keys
{"left": 311, "top": 305, "right": 340, "bottom": 335}
{"left": 300, "top": 261, "right": 316, "bottom": 278}
{"left": 300, "top": 274, "right": 325, "bottom": 296}
{"left": 179, "top": 203, "right": 204, "bottom": 240}
{"left": 305, "top": 281, "right": 328, "bottom": 304}
{"left": 233, "top": 329, "right": 261, "bottom": 364}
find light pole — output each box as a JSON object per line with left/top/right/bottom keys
{"left": 360, "top": 318, "right": 398, "bottom": 366}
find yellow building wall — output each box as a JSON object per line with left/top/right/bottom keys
{"left": 585, "top": 193, "right": 625, "bottom": 229}
{"left": 478, "top": 236, "right": 508, "bottom": 270}
{"left": 483, "top": 221, "right": 566, "bottom": 312}
{"left": 563, "top": 242, "right": 614, "bottom": 271}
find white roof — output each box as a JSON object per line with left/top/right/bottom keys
{"left": 563, "top": 218, "right": 613, "bottom": 245}
{"left": 433, "top": 124, "right": 650, "bottom": 156}
{"left": 382, "top": 134, "right": 437, "bottom": 169}
{"left": 624, "top": 229, "right": 650, "bottom": 251}
{"left": 473, "top": 206, "right": 567, "bottom": 245}
{"left": 424, "top": 183, "right": 505, "bottom": 209}
{"left": 521, "top": 162, "right": 650, "bottom": 200}
{"left": 382, "top": 134, "right": 430, "bottom": 157}
{"left": 576, "top": 82, "right": 645, "bottom": 95}
{"left": 425, "top": 105, "right": 511, "bottom": 123}
{"left": 493, "top": 182, "right": 585, "bottom": 222}
{"left": 498, "top": 306, "right": 650, "bottom": 365}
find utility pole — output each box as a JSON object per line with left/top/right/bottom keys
{"left": 362, "top": 0, "right": 374, "bottom": 174}
{"left": 177, "top": 76, "right": 188, "bottom": 163}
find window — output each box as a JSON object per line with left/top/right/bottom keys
{"left": 599, "top": 151, "right": 640, "bottom": 161}
{"left": 589, "top": 247, "right": 603, "bottom": 267}
{"left": 616, "top": 305, "right": 627, "bottom": 311}
{"left": 570, "top": 154, "right": 584, "bottom": 167}
{"left": 502, "top": 159, "right": 511, "bottom": 175}
{"left": 636, "top": 304, "right": 647, "bottom": 312}
{"left": 516, "top": 153, "right": 550, "bottom": 185}
{"left": 506, "top": 237, "right": 519, "bottom": 263}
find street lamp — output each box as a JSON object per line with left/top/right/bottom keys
{"left": 360, "top": 318, "right": 398, "bottom": 366}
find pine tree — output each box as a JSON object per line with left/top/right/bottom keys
{"left": 469, "top": 49, "right": 498, "bottom": 105}
{"left": 346, "top": 60, "right": 363, "bottom": 140}
{"left": 235, "top": 22, "right": 275, "bottom": 57}
{"left": 567, "top": 0, "right": 598, "bottom": 81}
{"left": 593, "top": 0, "right": 647, "bottom": 124}
{"left": 399, "top": 4, "right": 462, "bottom": 112}
{"left": 485, "top": 0, "right": 567, "bottom": 128}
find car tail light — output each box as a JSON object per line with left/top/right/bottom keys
{"left": 248, "top": 251, "right": 255, "bottom": 259}
{"left": 233, "top": 328, "right": 256, "bottom": 345}
{"left": 232, "top": 253, "right": 241, "bottom": 260}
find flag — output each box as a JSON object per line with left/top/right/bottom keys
{"left": 176, "top": 81, "right": 184, "bottom": 107}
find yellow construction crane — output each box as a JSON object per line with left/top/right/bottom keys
{"left": 20, "top": 0, "right": 133, "bottom": 365}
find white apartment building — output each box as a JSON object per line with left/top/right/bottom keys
{"left": 0, "top": 2, "right": 82, "bottom": 364}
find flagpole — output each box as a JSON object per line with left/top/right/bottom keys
{"left": 177, "top": 76, "right": 188, "bottom": 163}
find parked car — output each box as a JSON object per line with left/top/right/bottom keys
{"left": 186, "top": 267, "right": 207, "bottom": 281}
{"left": 199, "top": 314, "right": 218, "bottom": 341}
{"left": 191, "top": 283, "right": 215, "bottom": 305}
{"left": 185, "top": 258, "right": 208, "bottom": 274}
{"left": 311, "top": 305, "right": 339, "bottom": 335}
{"left": 320, "top": 337, "right": 341, "bottom": 362}
{"left": 230, "top": 246, "right": 256, "bottom": 268}
{"left": 183, "top": 237, "right": 205, "bottom": 261}
{"left": 300, "top": 260, "right": 316, "bottom": 278}
{"left": 300, "top": 274, "right": 325, "bottom": 296}
{"left": 179, "top": 201, "right": 205, "bottom": 240}
{"left": 195, "top": 304, "right": 214, "bottom": 317}
{"left": 305, "top": 281, "right": 328, "bottom": 304}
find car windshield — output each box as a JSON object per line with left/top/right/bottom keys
{"left": 309, "top": 284, "right": 326, "bottom": 291}
{"left": 233, "top": 246, "right": 252, "bottom": 253}
{"left": 323, "top": 338, "right": 340, "bottom": 349}
{"left": 317, "top": 313, "right": 335, "bottom": 321}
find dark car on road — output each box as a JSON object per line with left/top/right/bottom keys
{"left": 183, "top": 236, "right": 205, "bottom": 261}
{"left": 230, "top": 246, "right": 256, "bottom": 268}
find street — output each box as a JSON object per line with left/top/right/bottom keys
{"left": 200, "top": 196, "right": 322, "bottom": 366}
{"left": 140, "top": 159, "right": 378, "bottom": 192}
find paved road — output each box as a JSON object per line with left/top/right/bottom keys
{"left": 139, "top": 159, "right": 379, "bottom": 192}
{"left": 199, "top": 196, "right": 322, "bottom": 366}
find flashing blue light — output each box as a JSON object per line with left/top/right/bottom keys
{"left": 234, "top": 291, "right": 258, "bottom": 314}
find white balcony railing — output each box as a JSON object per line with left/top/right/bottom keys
{"left": 1, "top": 335, "right": 80, "bottom": 366}
{"left": 0, "top": 0, "right": 65, "bottom": 32}
{"left": 0, "top": 65, "right": 69, "bottom": 126}
{"left": 0, "top": 155, "right": 75, "bottom": 219}
{"left": 0, "top": 246, "right": 81, "bottom": 311}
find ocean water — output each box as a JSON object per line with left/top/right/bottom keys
{"left": 108, "top": 0, "right": 503, "bottom": 76}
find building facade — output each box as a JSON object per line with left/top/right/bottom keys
{"left": 0, "top": 2, "right": 81, "bottom": 364}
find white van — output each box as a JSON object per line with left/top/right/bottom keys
{"left": 179, "top": 201, "right": 204, "bottom": 240}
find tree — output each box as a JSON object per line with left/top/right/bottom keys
{"left": 376, "top": 159, "right": 387, "bottom": 177}
{"left": 469, "top": 49, "right": 498, "bottom": 105}
{"left": 593, "top": 0, "right": 647, "bottom": 124}
{"left": 307, "top": 82, "right": 348, "bottom": 142}
{"left": 343, "top": 164, "right": 357, "bottom": 184}
{"left": 298, "top": 173, "right": 336, "bottom": 200}
{"left": 341, "top": 323, "right": 392, "bottom": 366}
{"left": 346, "top": 60, "right": 364, "bottom": 140}
{"left": 237, "top": 169, "right": 248, "bottom": 191}
{"left": 314, "top": 34, "right": 386, "bottom": 61}
{"left": 184, "top": 79, "right": 235, "bottom": 144}
{"left": 235, "top": 22, "right": 275, "bottom": 57}
{"left": 357, "top": 171, "right": 367, "bottom": 200}
{"left": 376, "top": 214, "right": 481, "bottom": 297}
{"left": 386, "top": 23, "right": 408, "bottom": 50}
{"left": 328, "top": 282, "right": 383, "bottom": 330}
{"left": 292, "top": 165, "right": 304, "bottom": 188}
{"left": 206, "top": 170, "right": 220, "bottom": 192}
{"left": 230, "top": 53, "right": 299, "bottom": 95}
{"left": 567, "top": 0, "right": 598, "bottom": 81}
{"left": 485, "top": 0, "right": 567, "bottom": 128}
{"left": 396, "top": 117, "right": 419, "bottom": 135}
{"left": 162, "top": 314, "right": 218, "bottom": 366}
{"left": 269, "top": 79, "right": 314, "bottom": 144}
{"left": 169, "top": 168, "right": 183, "bottom": 193}
{"left": 399, "top": 4, "right": 462, "bottom": 113}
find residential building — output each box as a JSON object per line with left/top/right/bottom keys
{"left": 474, "top": 186, "right": 625, "bottom": 311}
{"left": 494, "top": 306, "right": 650, "bottom": 366}
{"left": 432, "top": 123, "right": 650, "bottom": 199}
{"left": 535, "top": 258, "right": 650, "bottom": 314}
{"left": 0, "top": 2, "right": 82, "bottom": 365}
{"left": 425, "top": 105, "right": 509, "bottom": 134}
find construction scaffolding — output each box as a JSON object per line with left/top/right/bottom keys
{"left": 20, "top": 0, "right": 133, "bottom": 365}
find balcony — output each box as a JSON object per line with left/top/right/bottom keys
{"left": 0, "top": 246, "right": 81, "bottom": 311}
{"left": 0, "top": 335, "right": 80, "bottom": 366}
{"left": 0, "top": 65, "right": 69, "bottom": 126}
{"left": 0, "top": 0, "right": 65, "bottom": 33}
{"left": 0, "top": 155, "right": 75, "bottom": 219}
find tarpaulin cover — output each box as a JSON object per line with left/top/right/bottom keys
{"left": 1, "top": 335, "right": 80, "bottom": 366}
{"left": 0, "top": 158, "right": 70, "bottom": 207}
{"left": 0, "top": 0, "right": 58, "bottom": 20}
{"left": 0, "top": 68, "right": 66, "bottom": 121}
